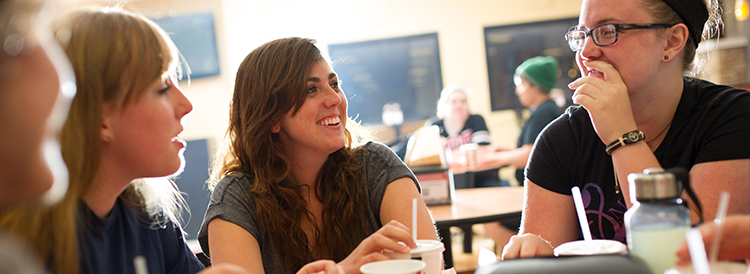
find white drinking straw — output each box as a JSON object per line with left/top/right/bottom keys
{"left": 412, "top": 198, "right": 417, "bottom": 242}
{"left": 686, "top": 228, "right": 711, "bottom": 274}
{"left": 709, "top": 192, "right": 730, "bottom": 264}
{"left": 134, "top": 255, "right": 149, "bottom": 274}
{"left": 571, "top": 186, "right": 592, "bottom": 241}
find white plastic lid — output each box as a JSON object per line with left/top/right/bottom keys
{"left": 360, "top": 259, "right": 426, "bottom": 274}
{"left": 409, "top": 240, "right": 445, "bottom": 254}
{"left": 553, "top": 239, "right": 628, "bottom": 256}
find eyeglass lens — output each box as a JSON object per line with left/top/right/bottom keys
{"left": 565, "top": 24, "right": 618, "bottom": 51}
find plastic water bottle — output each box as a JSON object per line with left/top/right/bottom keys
{"left": 625, "top": 168, "right": 691, "bottom": 274}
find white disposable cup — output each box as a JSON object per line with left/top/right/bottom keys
{"left": 360, "top": 259, "right": 426, "bottom": 274}
{"left": 664, "top": 262, "right": 750, "bottom": 274}
{"left": 385, "top": 240, "right": 445, "bottom": 274}
{"left": 459, "top": 143, "right": 478, "bottom": 170}
{"left": 553, "top": 239, "right": 628, "bottom": 256}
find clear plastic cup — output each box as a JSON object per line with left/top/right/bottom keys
{"left": 459, "top": 143, "right": 478, "bottom": 170}
{"left": 360, "top": 259, "right": 426, "bottom": 274}
{"left": 553, "top": 239, "right": 628, "bottom": 256}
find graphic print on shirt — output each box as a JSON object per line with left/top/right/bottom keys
{"left": 581, "top": 182, "right": 627, "bottom": 243}
{"left": 445, "top": 129, "right": 474, "bottom": 150}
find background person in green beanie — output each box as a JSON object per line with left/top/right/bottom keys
{"left": 476, "top": 56, "right": 562, "bottom": 186}
{"left": 472, "top": 56, "right": 563, "bottom": 251}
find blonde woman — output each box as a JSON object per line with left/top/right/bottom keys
{"left": 0, "top": 7, "right": 311, "bottom": 274}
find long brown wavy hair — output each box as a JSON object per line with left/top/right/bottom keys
{"left": 0, "top": 7, "right": 184, "bottom": 273}
{"left": 209, "top": 37, "right": 373, "bottom": 274}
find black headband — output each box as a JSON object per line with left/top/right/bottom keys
{"left": 662, "top": 0, "right": 709, "bottom": 47}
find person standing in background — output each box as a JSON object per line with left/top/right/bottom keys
{"left": 476, "top": 56, "right": 562, "bottom": 186}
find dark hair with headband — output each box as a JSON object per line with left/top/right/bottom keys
{"left": 661, "top": 0, "right": 709, "bottom": 48}
{"left": 643, "top": 0, "right": 722, "bottom": 74}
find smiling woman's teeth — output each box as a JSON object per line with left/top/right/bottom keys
{"left": 318, "top": 116, "right": 341, "bottom": 126}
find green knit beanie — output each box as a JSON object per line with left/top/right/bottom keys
{"left": 515, "top": 56, "right": 559, "bottom": 93}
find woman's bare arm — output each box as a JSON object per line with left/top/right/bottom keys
{"left": 502, "top": 180, "right": 579, "bottom": 259}
{"left": 207, "top": 218, "right": 265, "bottom": 274}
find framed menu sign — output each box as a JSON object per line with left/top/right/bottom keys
{"left": 329, "top": 33, "right": 443, "bottom": 125}
{"left": 153, "top": 12, "right": 221, "bottom": 80}
{"left": 484, "top": 18, "right": 578, "bottom": 111}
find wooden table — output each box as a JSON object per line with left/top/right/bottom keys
{"left": 428, "top": 186, "right": 524, "bottom": 268}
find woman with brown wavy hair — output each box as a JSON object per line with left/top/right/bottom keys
{"left": 198, "top": 37, "right": 439, "bottom": 274}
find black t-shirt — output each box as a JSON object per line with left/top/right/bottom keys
{"left": 516, "top": 99, "right": 562, "bottom": 184}
{"left": 527, "top": 77, "right": 750, "bottom": 243}
{"left": 433, "top": 114, "right": 493, "bottom": 149}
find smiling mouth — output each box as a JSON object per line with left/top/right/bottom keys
{"left": 318, "top": 116, "right": 341, "bottom": 126}
{"left": 588, "top": 69, "right": 604, "bottom": 77}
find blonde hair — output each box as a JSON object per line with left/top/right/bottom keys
{"left": 0, "top": 6, "right": 186, "bottom": 273}
{"left": 435, "top": 84, "right": 472, "bottom": 119}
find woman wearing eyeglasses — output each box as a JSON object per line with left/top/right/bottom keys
{"left": 501, "top": 0, "right": 750, "bottom": 260}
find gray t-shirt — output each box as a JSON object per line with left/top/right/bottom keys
{"left": 198, "top": 142, "right": 418, "bottom": 273}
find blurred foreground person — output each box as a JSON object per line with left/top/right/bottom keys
{"left": 1, "top": 6, "right": 259, "bottom": 274}
{"left": 1, "top": 0, "right": 74, "bottom": 273}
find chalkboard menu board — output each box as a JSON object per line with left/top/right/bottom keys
{"left": 329, "top": 33, "right": 443, "bottom": 125}
{"left": 485, "top": 18, "right": 578, "bottom": 111}
{"left": 153, "top": 12, "right": 221, "bottom": 80}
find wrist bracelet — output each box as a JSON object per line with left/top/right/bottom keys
{"left": 605, "top": 130, "right": 645, "bottom": 155}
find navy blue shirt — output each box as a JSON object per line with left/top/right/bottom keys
{"left": 79, "top": 199, "right": 204, "bottom": 274}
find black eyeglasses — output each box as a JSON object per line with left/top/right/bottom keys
{"left": 564, "top": 23, "right": 676, "bottom": 51}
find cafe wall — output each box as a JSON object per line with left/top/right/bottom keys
{"left": 127, "top": 0, "right": 583, "bottom": 157}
